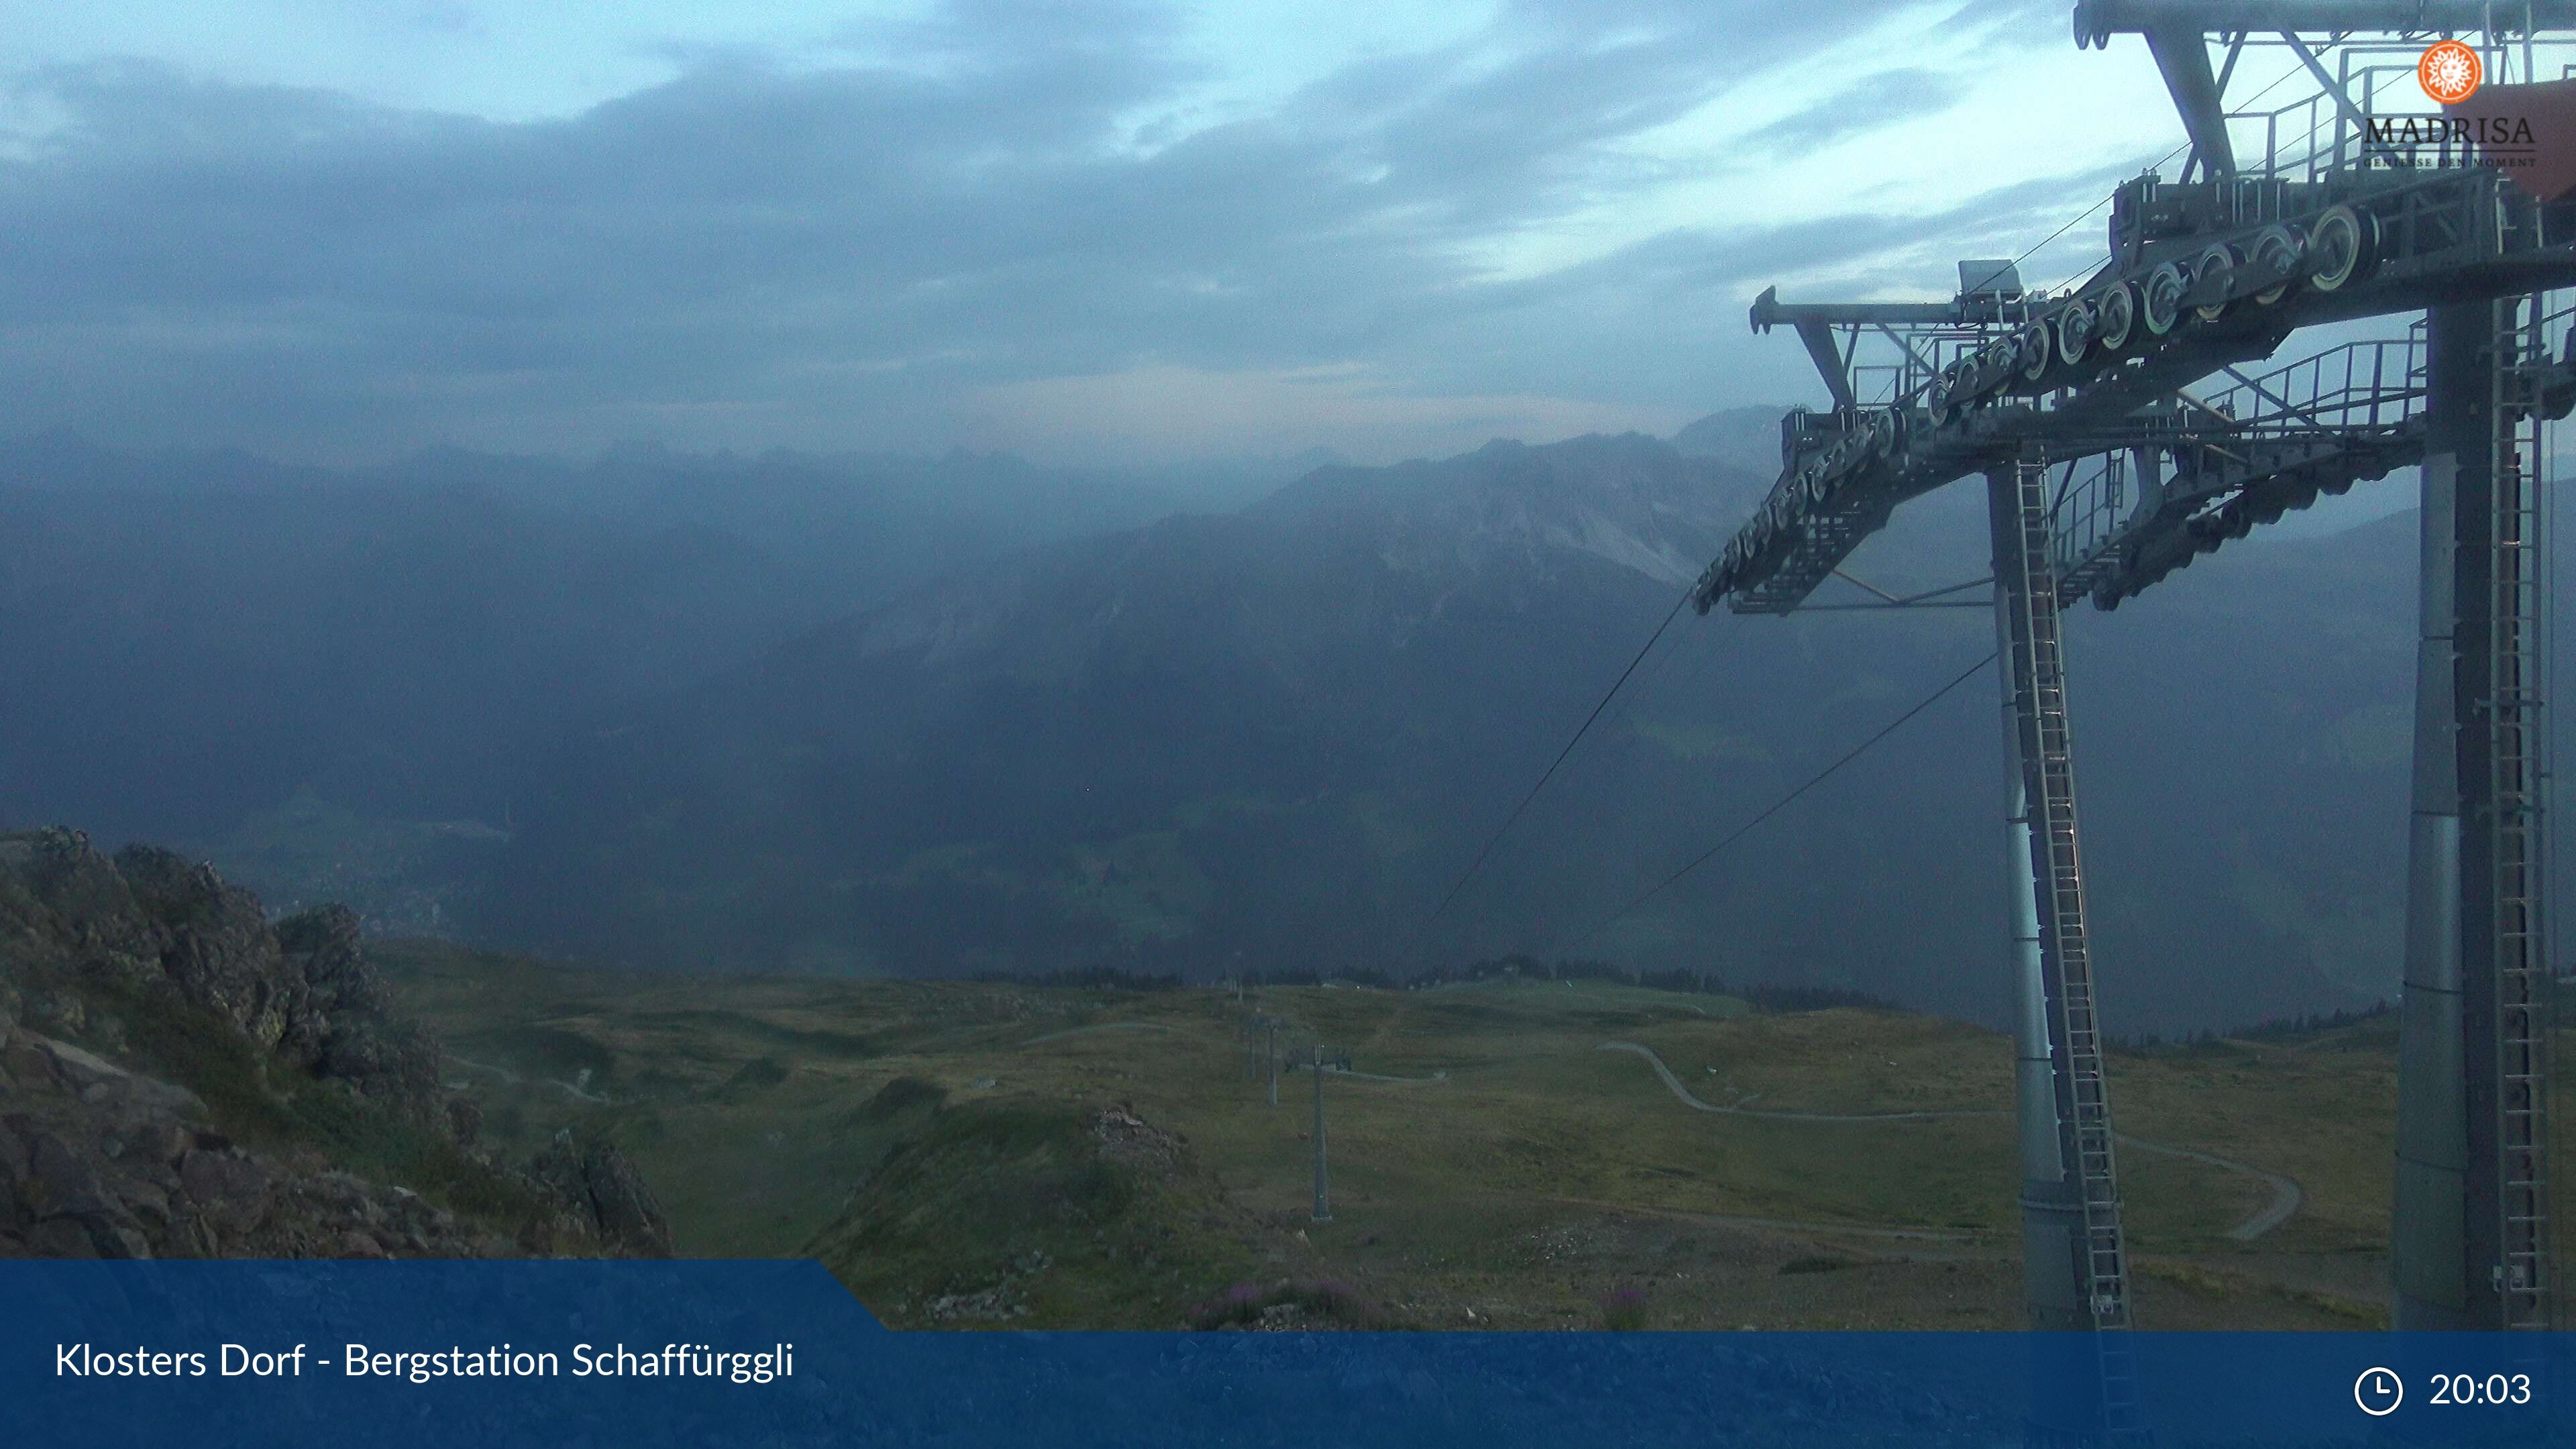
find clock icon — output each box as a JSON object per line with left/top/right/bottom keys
{"left": 2355, "top": 1366, "right": 2404, "bottom": 1417}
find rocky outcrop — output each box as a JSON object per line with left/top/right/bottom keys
{"left": 0, "top": 825, "right": 671, "bottom": 1259}
{"left": 529, "top": 1130, "right": 676, "bottom": 1258}
{"left": 2, "top": 829, "right": 444, "bottom": 1123}
{"left": 0, "top": 830, "right": 159, "bottom": 991}
{"left": 0, "top": 1022, "right": 500, "bottom": 1258}
{"left": 273, "top": 904, "right": 443, "bottom": 1123}
{"left": 115, "top": 844, "right": 300, "bottom": 1049}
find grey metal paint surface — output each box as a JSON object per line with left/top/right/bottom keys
{"left": 2393, "top": 303, "right": 2526, "bottom": 1330}
{"left": 1988, "top": 466, "right": 2110, "bottom": 1336}
{"left": 1311, "top": 1049, "right": 1331, "bottom": 1224}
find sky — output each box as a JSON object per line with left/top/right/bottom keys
{"left": 0, "top": 1, "right": 2369, "bottom": 470}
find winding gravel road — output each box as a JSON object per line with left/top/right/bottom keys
{"left": 443, "top": 1051, "right": 614, "bottom": 1105}
{"left": 1598, "top": 1040, "right": 2302, "bottom": 1242}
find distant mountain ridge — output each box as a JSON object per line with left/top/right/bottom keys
{"left": 0, "top": 431, "right": 1218, "bottom": 865}
{"left": 1670, "top": 406, "right": 1794, "bottom": 470}
{"left": 472, "top": 421, "right": 2453, "bottom": 1034}
{"left": 0, "top": 417, "right": 2484, "bottom": 1033}
{"left": 1251, "top": 433, "right": 1768, "bottom": 585}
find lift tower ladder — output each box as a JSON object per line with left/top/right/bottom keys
{"left": 2399, "top": 290, "right": 2562, "bottom": 1333}
{"left": 1684, "top": 0, "right": 2576, "bottom": 1372}
{"left": 1994, "top": 456, "right": 2144, "bottom": 1446}
{"left": 2010, "top": 458, "right": 2132, "bottom": 1328}
{"left": 2491, "top": 293, "right": 2553, "bottom": 1330}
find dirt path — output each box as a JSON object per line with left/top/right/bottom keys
{"left": 1324, "top": 1066, "right": 1448, "bottom": 1084}
{"left": 442, "top": 1051, "right": 614, "bottom": 1104}
{"left": 1018, "top": 1021, "right": 1446, "bottom": 1083}
{"left": 1544, "top": 1193, "right": 1989, "bottom": 1246}
{"left": 2110, "top": 1134, "right": 2306, "bottom": 1243}
{"left": 1599, "top": 1041, "right": 2302, "bottom": 1242}
{"left": 1598, "top": 1041, "right": 2004, "bottom": 1122}
{"left": 1018, "top": 1021, "right": 1179, "bottom": 1047}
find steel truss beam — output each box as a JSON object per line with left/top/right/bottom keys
{"left": 2066, "top": 333, "right": 2576, "bottom": 604}
{"left": 2076, "top": 1, "right": 2576, "bottom": 43}
{"left": 1692, "top": 5, "right": 2575, "bottom": 1393}
{"left": 1706, "top": 168, "right": 2576, "bottom": 617}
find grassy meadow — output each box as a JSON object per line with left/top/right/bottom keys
{"left": 381, "top": 943, "right": 2438, "bottom": 1331}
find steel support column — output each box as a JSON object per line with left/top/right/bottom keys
{"left": 1990, "top": 462, "right": 2145, "bottom": 1444}
{"left": 1311, "top": 1048, "right": 1332, "bottom": 1224}
{"left": 2395, "top": 300, "right": 2553, "bottom": 1330}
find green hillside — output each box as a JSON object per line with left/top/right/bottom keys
{"left": 380, "top": 941, "right": 2465, "bottom": 1331}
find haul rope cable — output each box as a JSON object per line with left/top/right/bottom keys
{"left": 1403, "top": 586, "right": 1696, "bottom": 964}
{"left": 1568, "top": 650, "right": 1998, "bottom": 953}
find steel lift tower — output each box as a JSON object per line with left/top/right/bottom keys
{"left": 1697, "top": 3, "right": 2576, "bottom": 1436}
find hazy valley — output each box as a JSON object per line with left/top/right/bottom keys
{"left": 0, "top": 413, "right": 2481, "bottom": 1034}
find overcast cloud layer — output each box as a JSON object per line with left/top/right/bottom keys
{"left": 2, "top": 1, "right": 2217, "bottom": 466}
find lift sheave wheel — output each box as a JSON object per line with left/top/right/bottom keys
{"left": 2055, "top": 298, "right": 2096, "bottom": 366}
{"left": 1980, "top": 336, "right": 2017, "bottom": 394}
{"left": 1929, "top": 358, "right": 1969, "bottom": 424}
{"left": 2141, "top": 260, "right": 2190, "bottom": 336}
{"left": 2250, "top": 224, "right": 2304, "bottom": 305}
{"left": 2308, "top": 205, "right": 2377, "bottom": 292}
{"left": 2019, "top": 319, "right": 2055, "bottom": 383}
{"left": 2094, "top": 280, "right": 2137, "bottom": 352}
{"left": 2192, "top": 244, "right": 2238, "bottom": 322}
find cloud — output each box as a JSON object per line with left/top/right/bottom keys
{"left": 963, "top": 364, "right": 1687, "bottom": 464}
{"left": 1743, "top": 67, "right": 1966, "bottom": 154}
{"left": 0, "top": 0, "right": 2106, "bottom": 464}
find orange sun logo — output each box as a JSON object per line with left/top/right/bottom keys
{"left": 2420, "top": 40, "right": 2483, "bottom": 104}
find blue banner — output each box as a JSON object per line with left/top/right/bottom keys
{"left": 2, "top": 1260, "right": 2567, "bottom": 1446}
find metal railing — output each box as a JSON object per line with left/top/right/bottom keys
{"left": 2044, "top": 331, "right": 2428, "bottom": 583}
{"left": 2225, "top": 40, "right": 2576, "bottom": 183}
{"left": 2192, "top": 329, "right": 2430, "bottom": 433}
